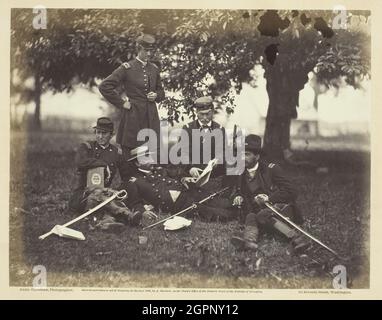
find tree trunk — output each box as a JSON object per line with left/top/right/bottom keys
{"left": 33, "top": 75, "right": 42, "bottom": 131}
{"left": 312, "top": 82, "right": 321, "bottom": 137}
{"left": 262, "top": 63, "right": 309, "bottom": 160}
{"left": 263, "top": 113, "right": 292, "bottom": 160}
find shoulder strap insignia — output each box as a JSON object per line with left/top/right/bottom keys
{"left": 117, "top": 146, "right": 123, "bottom": 155}
{"left": 268, "top": 163, "right": 276, "bottom": 169}
{"left": 122, "top": 62, "right": 131, "bottom": 69}
{"left": 129, "top": 177, "right": 137, "bottom": 182}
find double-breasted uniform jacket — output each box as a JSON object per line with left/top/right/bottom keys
{"left": 228, "top": 161, "right": 303, "bottom": 223}
{"left": 180, "top": 119, "right": 226, "bottom": 177}
{"left": 124, "top": 168, "right": 194, "bottom": 214}
{"left": 124, "top": 167, "right": 236, "bottom": 221}
{"left": 99, "top": 59, "right": 165, "bottom": 148}
{"left": 68, "top": 141, "right": 130, "bottom": 211}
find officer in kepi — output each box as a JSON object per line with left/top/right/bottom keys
{"left": 180, "top": 96, "right": 226, "bottom": 179}
{"left": 68, "top": 117, "right": 142, "bottom": 231}
{"left": 122, "top": 145, "right": 235, "bottom": 224}
{"left": 230, "top": 134, "right": 310, "bottom": 253}
{"left": 99, "top": 33, "right": 165, "bottom": 165}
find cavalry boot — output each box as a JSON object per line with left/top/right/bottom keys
{"left": 291, "top": 235, "right": 311, "bottom": 254}
{"left": 231, "top": 225, "right": 259, "bottom": 251}
{"left": 271, "top": 219, "right": 310, "bottom": 253}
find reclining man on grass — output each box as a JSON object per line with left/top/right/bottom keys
{"left": 68, "top": 117, "right": 142, "bottom": 230}
{"left": 122, "top": 145, "right": 236, "bottom": 224}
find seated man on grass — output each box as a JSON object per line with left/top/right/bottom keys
{"left": 123, "top": 145, "right": 235, "bottom": 224}
{"left": 230, "top": 134, "right": 310, "bottom": 253}
{"left": 68, "top": 117, "right": 141, "bottom": 230}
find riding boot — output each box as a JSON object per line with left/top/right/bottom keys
{"left": 272, "top": 218, "right": 310, "bottom": 253}
{"left": 231, "top": 225, "right": 259, "bottom": 251}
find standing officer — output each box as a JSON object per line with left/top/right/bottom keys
{"left": 180, "top": 96, "right": 226, "bottom": 178}
{"left": 99, "top": 33, "right": 165, "bottom": 162}
{"left": 229, "top": 134, "right": 309, "bottom": 252}
{"left": 68, "top": 117, "right": 141, "bottom": 229}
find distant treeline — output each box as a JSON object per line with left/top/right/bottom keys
{"left": 11, "top": 115, "right": 95, "bottom": 133}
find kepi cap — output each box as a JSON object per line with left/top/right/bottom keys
{"left": 136, "top": 34, "right": 156, "bottom": 49}
{"left": 93, "top": 117, "right": 114, "bottom": 132}
{"left": 194, "top": 96, "right": 214, "bottom": 111}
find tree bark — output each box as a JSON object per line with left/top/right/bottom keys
{"left": 263, "top": 114, "right": 292, "bottom": 160}
{"left": 33, "top": 75, "right": 42, "bottom": 131}
{"left": 262, "top": 63, "right": 309, "bottom": 160}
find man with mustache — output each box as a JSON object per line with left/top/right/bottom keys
{"left": 230, "top": 134, "right": 310, "bottom": 253}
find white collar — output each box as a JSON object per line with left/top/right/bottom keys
{"left": 198, "top": 120, "right": 212, "bottom": 128}
{"left": 247, "top": 162, "right": 259, "bottom": 174}
{"left": 136, "top": 57, "right": 148, "bottom": 66}
{"left": 98, "top": 143, "right": 110, "bottom": 150}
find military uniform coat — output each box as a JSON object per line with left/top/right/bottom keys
{"left": 124, "top": 167, "right": 233, "bottom": 219}
{"left": 180, "top": 119, "right": 226, "bottom": 176}
{"left": 99, "top": 59, "right": 165, "bottom": 148}
{"left": 68, "top": 141, "right": 130, "bottom": 211}
{"left": 228, "top": 161, "right": 302, "bottom": 223}
{"left": 124, "top": 168, "right": 189, "bottom": 214}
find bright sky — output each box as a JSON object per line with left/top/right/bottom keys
{"left": 14, "top": 66, "right": 370, "bottom": 135}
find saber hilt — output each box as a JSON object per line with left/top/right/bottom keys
{"left": 39, "top": 189, "right": 127, "bottom": 240}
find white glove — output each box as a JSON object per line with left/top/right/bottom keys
{"left": 180, "top": 177, "right": 197, "bottom": 190}
{"left": 232, "top": 195, "right": 244, "bottom": 207}
{"left": 122, "top": 98, "right": 131, "bottom": 110}
{"left": 254, "top": 194, "right": 269, "bottom": 205}
{"left": 147, "top": 91, "right": 157, "bottom": 102}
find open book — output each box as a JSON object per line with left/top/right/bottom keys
{"left": 182, "top": 158, "right": 219, "bottom": 188}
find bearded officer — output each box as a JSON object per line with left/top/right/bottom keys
{"left": 229, "top": 134, "right": 310, "bottom": 252}
{"left": 99, "top": 33, "right": 165, "bottom": 163}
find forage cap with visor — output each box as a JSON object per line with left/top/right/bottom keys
{"left": 194, "top": 96, "right": 214, "bottom": 111}
{"left": 136, "top": 34, "right": 156, "bottom": 49}
{"left": 93, "top": 117, "right": 114, "bottom": 133}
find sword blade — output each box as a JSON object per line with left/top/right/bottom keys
{"left": 143, "top": 186, "right": 229, "bottom": 230}
{"left": 265, "top": 202, "right": 341, "bottom": 258}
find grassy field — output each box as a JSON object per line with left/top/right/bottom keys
{"left": 9, "top": 131, "right": 370, "bottom": 289}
